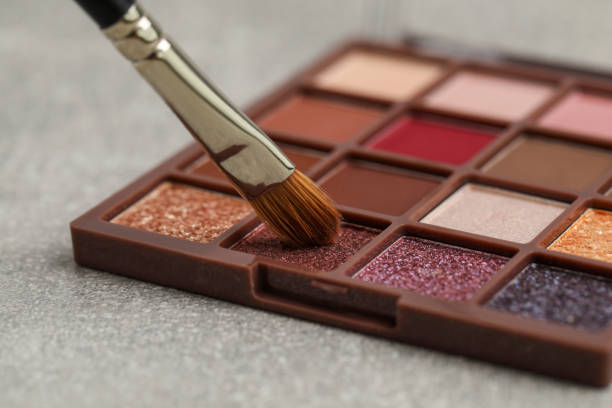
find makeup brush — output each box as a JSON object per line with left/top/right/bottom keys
{"left": 73, "top": 0, "right": 340, "bottom": 246}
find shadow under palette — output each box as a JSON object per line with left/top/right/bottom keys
{"left": 72, "top": 40, "right": 612, "bottom": 386}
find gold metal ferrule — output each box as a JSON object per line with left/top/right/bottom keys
{"left": 102, "top": 3, "right": 294, "bottom": 199}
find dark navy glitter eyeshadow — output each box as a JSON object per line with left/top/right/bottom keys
{"left": 488, "top": 263, "right": 612, "bottom": 331}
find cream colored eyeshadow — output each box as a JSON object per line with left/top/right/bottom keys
{"left": 313, "top": 51, "right": 443, "bottom": 101}
{"left": 421, "top": 184, "right": 567, "bottom": 243}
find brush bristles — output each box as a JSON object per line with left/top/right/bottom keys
{"left": 248, "top": 170, "right": 341, "bottom": 247}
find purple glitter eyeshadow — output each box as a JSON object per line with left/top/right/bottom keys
{"left": 489, "top": 263, "right": 612, "bottom": 331}
{"left": 354, "top": 237, "right": 507, "bottom": 301}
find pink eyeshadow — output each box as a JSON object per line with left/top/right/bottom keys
{"left": 423, "top": 71, "right": 553, "bottom": 121}
{"left": 354, "top": 237, "right": 508, "bottom": 301}
{"left": 538, "top": 91, "right": 612, "bottom": 141}
{"left": 232, "top": 223, "right": 379, "bottom": 272}
{"left": 368, "top": 117, "right": 495, "bottom": 165}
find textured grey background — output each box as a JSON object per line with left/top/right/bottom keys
{"left": 2, "top": 0, "right": 612, "bottom": 407}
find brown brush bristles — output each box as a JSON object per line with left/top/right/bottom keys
{"left": 248, "top": 170, "right": 341, "bottom": 247}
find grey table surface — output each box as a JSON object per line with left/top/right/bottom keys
{"left": 3, "top": 1, "right": 612, "bottom": 407}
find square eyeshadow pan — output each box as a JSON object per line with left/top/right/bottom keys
{"left": 489, "top": 263, "right": 612, "bottom": 331}
{"left": 256, "top": 94, "right": 383, "bottom": 143}
{"left": 421, "top": 184, "right": 567, "bottom": 243}
{"left": 72, "top": 41, "right": 612, "bottom": 386}
{"left": 483, "top": 135, "right": 612, "bottom": 191}
{"left": 423, "top": 71, "right": 554, "bottom": 121}
{"left": 538, "top": 90, "right": 612, "bottom": 141}
{"left": 232, "top": 223, "right": 379, "bottom": 272}
{"left": 354, "top": 236, "right": 507, "bottom": 301}
{"left": 112, "top": 182, "right": 252, "bottom": 243}
{"left": 549, "top": 209, "right": 612, "bottom": 263}
{"left": 319, "top": 161, "right": 441, "bottom": 216}
{"left": 367, "top": 116, "right": 496, "bottom": 165}
{"left": 313, "top": 50, "right": 444, "bottom": 101}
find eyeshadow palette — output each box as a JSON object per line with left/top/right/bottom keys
{"left": 71, "top": 40, "right": 612, "bottom": 386}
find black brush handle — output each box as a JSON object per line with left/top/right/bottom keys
{"left": 74, "top": 0, "right": 136, "bottom": 28}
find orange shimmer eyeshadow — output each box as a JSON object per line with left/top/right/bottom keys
{"left": 549, "top": 209, "right": 612, "bottom": 263}
{"left": 112, "top": 182, "right": 252, "bottom": 243}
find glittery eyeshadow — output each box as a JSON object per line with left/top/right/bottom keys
{"left": 489, "top": 263, "right": 612, "bottom": 331}
{"left": 232, "top": 223, "right": 379, "bottom": 271}
{"left": 112, "top": 182, "right": 252, "bottom": 243}
{"left": 354, "top": 237, "right": 507, "bottom": 301}
{"left": 548, "top": 209, "right": 612, "bottom": 263}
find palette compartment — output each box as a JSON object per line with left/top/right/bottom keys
{"left": 481, "top": 133, "right": 612, "bottom": 193}
{"left": 72, "top": 40, "right": 612, "bottom": 385}
{"left": 536, "top": 86, "right": 612, "bottom": 144}
{"left": 546, "top": 202, "right": 612, "bottom": 265}
{"left": 308, "top": 43, "right": 452, "bottom": 103}
{"left": 420, "top": 65, "right": 559, "bottom": 124}
{"left": 362, "top": 110, "right": 503, "bottom": 167}
{"left": 318, "top": 158, "right": 445, "bottom": 217}
{"left": 254, "top": 90, "right": 389, "bottom": 149}
{"left": 487, "top": 251, "right": 612, "bottom": 331}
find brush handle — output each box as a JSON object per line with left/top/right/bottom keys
{"left": 74, "top": 0, "right": 136, "bottom": 28}
{"left": 73, "top": 1, "right": 294, "bottom": 199}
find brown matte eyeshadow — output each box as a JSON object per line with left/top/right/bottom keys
{"left": 548, "top": 209, "right": 612, "bottom": 263}
{"left": 112, "top": 182, "right": 252, "bottom": 243}
{"left": 256, "top": 94, "right": 383, "bottom": 143}
{"left": 232, "top": 223, "right": 379, "bottom": 272}
{"left": 320, "top": 161, "right": 441, "bottom": 216}
{"left": 483, "top": 135, "right": 612, "bottom": 191}
{"left": 186, "top": 146, "right": 323, "bottom": 179}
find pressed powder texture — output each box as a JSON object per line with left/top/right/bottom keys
{"left": 312, "top": 50, "right": 443, "bottom": 101}
{"left": 483, "top": 135, "right": 612, "bottom": 191}
{"left": 187, "top": 147, "right": 322, "bottom": 179}
{"left": 112, "top": 182, "right": 252, "bottom": 243}
{"left": 538, "top": 91, "right": 612, "bottom": 141}
{"left": 368, "top": 117, "right": 495, "bottom": 165}
{"left": 355, "top": 237, "right": 507, "bottom": 301}
{"left": 232, "top": 223, "right": 378, "bottom": 271}
{"left": 320, "top": 161, "right": 440, "bottom": 215}
{"left": 256, "top": 94, "right": 382, "bottom": 143}
{"left": 549, "top": 209, "right": 612, "bottom": 263}
{"left": 421, "top": 184, "right": 567, "bottom": 243}
{"left": 489, "top": 263, "right": 612, "bottom": 331}
{"left": 423, "top": 71, "right": 554, "bottom": 121}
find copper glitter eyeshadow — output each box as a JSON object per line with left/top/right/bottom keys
{"left": 112, "top": 182, "right": 252, "bottom": 243}
{"left": 548, "top": 209, "right": 612, "bottom": 264}
{"left": 72, "top": 40, "right": 612, "bottom": 385}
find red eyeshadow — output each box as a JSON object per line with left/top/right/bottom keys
{"left": 368, "top": 117, "right": 495, "bottom": 165}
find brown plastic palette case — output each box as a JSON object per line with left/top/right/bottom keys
{"left": 71, "top": 40, "right": 612, "bottom": 385}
